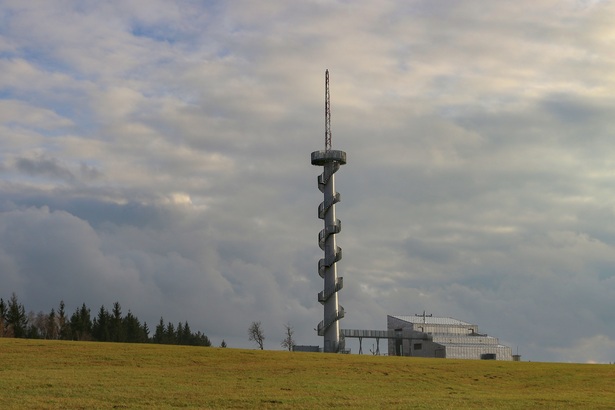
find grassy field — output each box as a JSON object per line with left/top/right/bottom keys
{"left": 1, "top": 338, "right": 614, "bottom": 409}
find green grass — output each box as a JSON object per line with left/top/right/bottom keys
{"left": 1, "top": 338, "right": 614, "bottom": 409}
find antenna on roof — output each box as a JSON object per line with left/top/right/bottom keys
{"left": 415, "top": 310, "right": 433, "bottom": 323}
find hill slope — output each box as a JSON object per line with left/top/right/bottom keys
{"left": 1, "top": 338, "right": 614, "bottom": 409}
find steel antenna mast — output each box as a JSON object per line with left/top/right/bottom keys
{"left": 325, "top": 69, "right": 332, "bottom": 151}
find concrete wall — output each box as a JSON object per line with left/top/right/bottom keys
{"left": 445, "top": 345, "right": 512, "bottom": 360}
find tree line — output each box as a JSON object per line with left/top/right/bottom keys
{"left": 0, "top": 292, "right": 211, "bottom": 347}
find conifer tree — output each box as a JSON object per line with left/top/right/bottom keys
{"left": 111, "top": 302, "right": 124, "bottom": 342}
{"left": 153, "top": 317, "right": 165, "bottom": 344}
{"left": 193, "top": 331, "right": 211, "bottom": 347}
{"left": 183, "top": 322, "right": 192, "bottom": 345}
{"left": 142, "top": 322, "right": 150, "bottom": 342}
{"left": 47, "top": 308, "right": 58, "bottom": 340}
{"left": 123, "top": 310, "right": 146, "bottom": 343}
{"left": 70, "top": 303, "right": 92, "bottom": 341}
{"left": 58, "top": 300, "right": 70, "bottom": 340}
{"left": 0, "top": 298, "right": 7, "bottom": 337}
{"left": 6, "top": 293, "right": 28, "bottom": 338}
{"left": 92, "top": 305, "right": 110, "bottom": 342}
{"left": 165, "top": 322, "right": 175, "bottom": 344}
{"left": 177, "top": 322, "right": 184, "bottom": 345}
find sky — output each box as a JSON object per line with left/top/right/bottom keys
{"left": 1, "top": 0, "right": 615, "bottom": 363}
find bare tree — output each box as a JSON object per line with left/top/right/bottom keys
{"left": 281, "top": 323, "right": 295, "bottom": 351}
{"left": 32, "top": 311, "right": 48, "bottom": 338}
{"left": 248, "top": 321, "right": 265, "bottom": 350}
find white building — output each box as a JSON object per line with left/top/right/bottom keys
{"left": 387, "top": 313, "right": 512, "bottom": 360}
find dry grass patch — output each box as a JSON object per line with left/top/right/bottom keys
{"left": 1, "top": 338, "right": 614, "bottom": 409}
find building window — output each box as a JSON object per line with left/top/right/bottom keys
{"left": 413, "top": 343, "right": 422, "bottom": 350}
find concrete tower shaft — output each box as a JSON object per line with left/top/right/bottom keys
{"left": 311, "top": 150, "right": 346, "bottom": 352}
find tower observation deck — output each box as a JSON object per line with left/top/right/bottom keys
{"left": 311, "top": 70, "right": 347, "bottom": 353}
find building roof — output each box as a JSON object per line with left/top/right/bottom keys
{"left": 391, "top": 315, "right": 473, "bottom": 326}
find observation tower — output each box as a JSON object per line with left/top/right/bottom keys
{"left": 311, "top": 70, "right": 347, "bottom": 353}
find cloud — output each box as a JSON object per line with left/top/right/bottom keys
{"left": 1, "top": 0, "right": 615, "bottom": 359}
{"left": 14, "top": 155, "right": 75, "bottom": 182}
{"left": 549, "top": 334, "right": 615, "bottom": 364}
{"left": 0, "top": 99, "right": 73, "bottom": 129}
